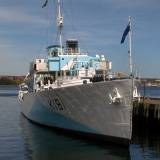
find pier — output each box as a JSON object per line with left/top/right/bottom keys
{"left": 133, "top": 78, "right": 160, "bottom": 124}
{"left": 133, "top": 97, "right": 160, "bottom": 131}
{"left": 133, "top": 98, "right": 160, "bottom": 120}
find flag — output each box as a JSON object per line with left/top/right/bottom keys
{"left": 120, "top": 23, "right": 130, "bottom": 44}
{"left": 42, "top": 0, "right": 48, "bottom": 8}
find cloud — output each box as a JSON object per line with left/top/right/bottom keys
{"left": 0, "top": 34, "right": 45, "bottom": 75}
{"left": 103, "top": 0, "right": 160, "bottom": 10}
{"left": 0, "top": 7, "right": 48, "bottom": 26}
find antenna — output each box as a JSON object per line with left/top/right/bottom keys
{"left": 57, "top": 0, "right": 63, "bottom": 55}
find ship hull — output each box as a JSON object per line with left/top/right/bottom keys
{"left": 21, "top": 79, "right": 134, "bottom": 145}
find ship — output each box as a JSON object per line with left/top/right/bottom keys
{"left": 18, "top": 0, "right": 140, "bottom": 145}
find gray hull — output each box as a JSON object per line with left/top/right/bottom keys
{"left": 21, "top": 79, "right": 133, "bottom": 145}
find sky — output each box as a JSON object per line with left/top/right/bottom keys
{"left": 0, "top": 0, "right": 160, "bottom": 78}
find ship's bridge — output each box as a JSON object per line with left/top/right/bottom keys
{"left": 47, "top": 45, "right": 64, "bottom": 56}
{"left": 47, "top": 39, "right": 81, "bottom": 56}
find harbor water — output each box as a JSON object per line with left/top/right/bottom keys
{"left": 139, "top": 85, "right": 160, "bottom": 99}
{"left": 0, "top": 85, "right": 160, "bottom": 160}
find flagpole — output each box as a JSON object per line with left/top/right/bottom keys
{"left": 128, "top": 16, "right": 133, "bottom": 76}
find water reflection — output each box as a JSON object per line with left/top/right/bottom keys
{"left": 20, "top": 115, "right": 130, "bottom": 160}
{"left": 130, "top": 122, "right": 160, "bottom": 160}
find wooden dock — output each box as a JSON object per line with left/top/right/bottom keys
{"left": 133, "top": 97, "right": 160, "bottom": 120}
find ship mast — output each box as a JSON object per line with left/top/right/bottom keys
{"left": 57, "top": 0, "right": 63, "bottom": 55}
